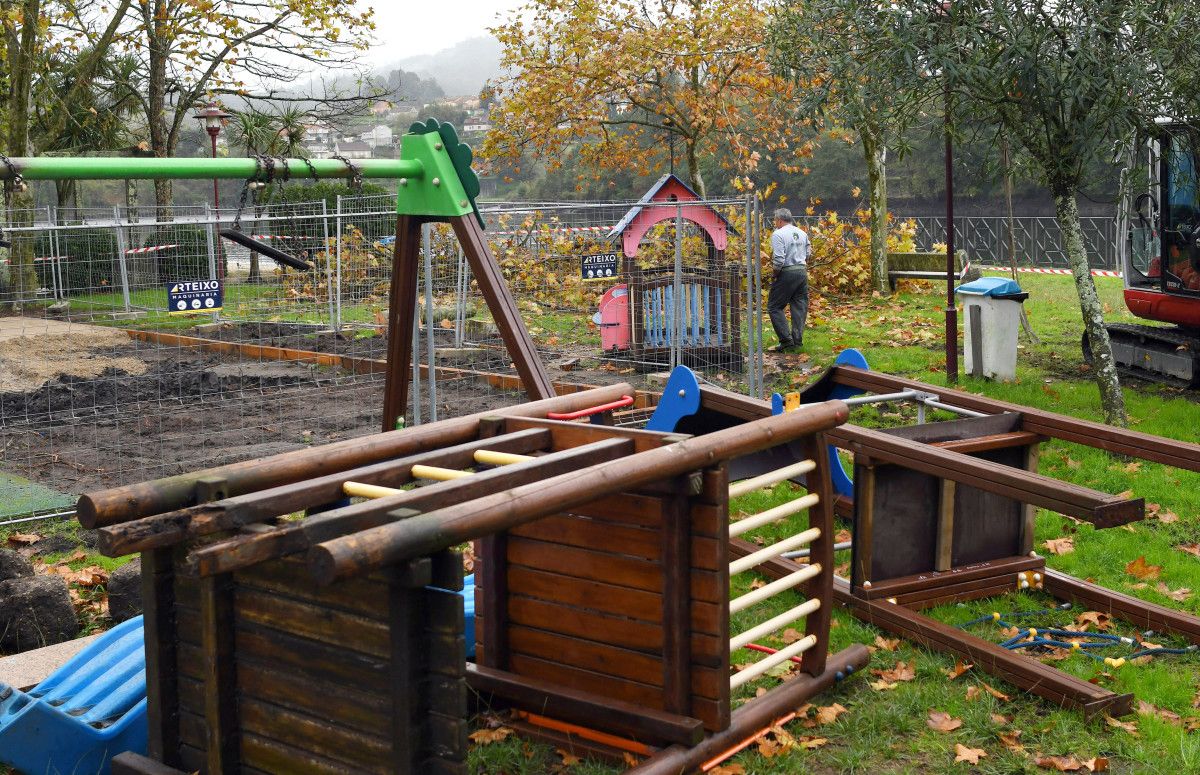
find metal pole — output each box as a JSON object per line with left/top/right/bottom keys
{"left": 334, "top": 195, "right": 343, "bottom": 331}
{"left": 754, "top": 198, "right": 765, "bottom": 396}
{"left": 745, "top": 193, "right": 756, "bottom": 398}
{"left": 203, "top": 203, "right": 219, "bottom": 322}
{"left": 422, "top": 223, "right": 438, "bottom": 422}
{"left": 112, "top": 205, "right": 132, "bottom": 313}
{"left": 673, "top": 204, "right": 684, "bottom": 370}
{"left": 321, "top": 200, "right": 336, "bottom": 332}
{"left": 454, "top": 245, "right": 466, "bottom": 348}
{"left": 944, "top": 47, "right": 959, "bottom": 384}
{"left": 0, "top": 156, "right": 423, "bottom": 181}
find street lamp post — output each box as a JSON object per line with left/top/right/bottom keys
{"left": 194, "top": 102, "right": 231, "bottom": 281}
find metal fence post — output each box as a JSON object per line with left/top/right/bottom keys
{"left": 672, "top": 204, "right": 683, "bottom": 371}
{"left": 334, "top": 195, "right": 343, "bottom": 330}
{"left": 321, "top": 199, "right": 336, "bottom": 331}
{"left": 203, "top": 203, "right": 219, "bottom": 322}
{"left": 112, "top": 206, "right": 132, "bottom": 312}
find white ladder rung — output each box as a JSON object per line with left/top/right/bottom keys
{"left": 730, "top": 563, "right": 822, "bottom": 614}
{"left": 343, "top": 481, "right": 404, "bottom": 499}
{"left": 729, "top": 635, "right": 818, "bottom": 689}
{"left": 728, "top": 460, "right": 816, "bottom": 499}
{"left": 730, "top": 598, "right": 821, "bottom": 651}
{"left": 730, "top": 528, "right": 821, "bottom": 575}
{"left": 729, "top": 493, "right": 819, "bottom": 537}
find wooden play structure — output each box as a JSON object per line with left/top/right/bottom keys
{"left": 651, "top": 357, "right": 1200, "bottom": 719}
{"left": 82, "top": 386, "right": 866, "bottom": 774}
{"left": 609, "top": 174, "right": 743, "bottom": 370}
{"left": 21, "top": 120, "right": 865, "bottom": 774}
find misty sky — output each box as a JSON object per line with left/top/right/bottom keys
{"left": 356, "top": 0, "right": 525, "bottom": 65}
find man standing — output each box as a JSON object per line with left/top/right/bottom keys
{"left": 767, "top": 207, "right": 810, "bottom": 352}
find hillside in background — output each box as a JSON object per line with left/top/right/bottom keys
{"left": 386, "top": 36, "right": 503, "bottom": 98}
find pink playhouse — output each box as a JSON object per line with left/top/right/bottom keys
{"left": 598, "top": 173, "right": 741, "bottom": 370}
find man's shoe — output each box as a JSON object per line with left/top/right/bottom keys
{"left": 768, "top": 343, "right": 793, "bottom": 353}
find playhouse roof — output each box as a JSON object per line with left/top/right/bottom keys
{"left": 607, "top": 173, "right": 736, "bottom": 240}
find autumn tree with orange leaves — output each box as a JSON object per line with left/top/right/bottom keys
{"left": 483, "top": 0, "right": 814, "bottom": 198}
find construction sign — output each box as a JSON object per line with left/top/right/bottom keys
{"left": 167, "top": 280, "right": 222, "bottom": 314}
{"left": 580, "top": 252, "right": 619, "bottom": 281}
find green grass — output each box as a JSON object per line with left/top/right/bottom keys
{"left": 8, "top": 273, "right": 1200, "bottom": 772}
{"left": 470, "top": 274, "right": 1200, "bottom": 774}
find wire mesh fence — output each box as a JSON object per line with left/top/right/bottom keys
{"left": 0, "top": 195, "right": 1130, "bottom": 523}
{"left": 0, "top": 192, "right": 772, "bottom": 523}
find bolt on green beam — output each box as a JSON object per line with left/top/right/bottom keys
{"left": 0, "top": 156, "right": 423, "bottom": 182}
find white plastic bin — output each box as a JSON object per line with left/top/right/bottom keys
{"left": 955, "top": 278, "right": 1028, "bottom": 381}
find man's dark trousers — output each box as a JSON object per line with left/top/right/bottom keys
{"left": 767, "top": 264, "right": 809, "bottom": 348}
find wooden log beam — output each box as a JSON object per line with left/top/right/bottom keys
{"left": 309, "top": 401, "right": 850, "bottom": 584}
{"left": 827, "top": 366, "right": 1200, "bottom": 472}
{"left": 833, "top": 579, "right": 1132, "bottom": 718}
{"left": 829, "top": 424, "right": 1143, "bottom": 528}
{"left": 1042, "top": 569, "right": 1200, "bottom": 643}
{"left": 99, "top": 429, "right": 553, "bottom": 557}
{"left": 77, "top": 384, "right": 632, "bottom": 528}
{"left": 624, "top": 645, "right": 870, "bottom": 775}
{"left": 382, "top": 214, "right": 424, "bottom": 432}
{"left": 186, "top": 438, "right": 634, "bottom": 577}
{"left": 465, "top": 663, "right": 704, "bottom": 747}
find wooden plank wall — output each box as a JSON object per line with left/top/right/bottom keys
{"left": 478, "top": 475, "right": 731, "bottom": 733}
{"left": 167, "top": 554, "right": 466, "bottom": 774}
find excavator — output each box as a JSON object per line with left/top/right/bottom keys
{"left": 1094, "top": 122, "right": 1200, "bottom": 386}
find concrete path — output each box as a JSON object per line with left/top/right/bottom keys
{"left": 0, "top": 633, "right": 102, "bottom": 690}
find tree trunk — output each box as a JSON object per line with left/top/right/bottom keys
{"left": 144, "top": 1, "right": 173, "bottom": 217}
{"left": 685, "top": 138, "right": 706, "bottom": 198}
{"left": 1054, "top": 192, "right": 1127, "bottom": 426}
{"left": 861, "top": 128, "right": 889, "bottom": 294}
{"left": 3, "top": 0, "right": 42, "bottom": 309}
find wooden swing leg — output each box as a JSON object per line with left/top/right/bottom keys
{"left": 383, "top": 215, "right": 424, "bottom": 431}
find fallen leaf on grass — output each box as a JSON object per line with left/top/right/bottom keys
{"left": 1104, "top": 715, "right": 1139, "bottom": 735}
{"left": 1122, "top": 461, "right": 1142, "bottom": 474}
{"left": 798, "top": 736, "right": 828, "bottom": 749}
{"left": 780, "top": 628, "right": 805, "bottom": 644}
{"left": 1156, "top": 582, "right": 1191, "bottom": 602}
{"left": 998, "top": 729, "right": 1024, "bottom": 752}
{"left": 870, "top": 679, "right": 899, "bottom": 691}
{"left": 991, "top": 713, "right": 1013, "bottom": 725}
{"left": 871, "top": 660, "right": 916, "bottom": 682}
{"left": 1076, "top": 611, "right": 1113, "bottom": 631}
{"left": 1137, "top": 699, "right": 1183, "bottom": 725}
{"left": 555, "top": 749, "right": 581, "bottom": 767}
{"left": 1125, "top": 556, "right": 1162, "bottom": 581}
{"left": 814, "top": 703, "right": 849, "bottom": 725}
{"left": 749, "top": 578, "right": 767, "bottom": 590}
{"left": 978, "top": 681, "right": 1010, "bottom": 702}
{"left": 709, "top": 765, "right": 746, "bottom": 775}
{"left": 954, "top": 743, "right": 987, "bottom": 764}
{"left": 928, "top": 710, "right": 964, "bottom": 733}
{"left": 1177, "top": 543, "right": 1200, "bottom": 558}
{"left": 1035, "top": 755, "right": 1086, "bottom": 771}
{"left": 1043, "top": 537, "right": 1075, "bottom": 555}
{"left": 468, "top": 726, "right": 513, "bottom": 745}
{"left": 5, "top": 533, "right": 40, "bottom": 545}
{"left": 873, "top": 635, "right": 901, "bottom": 651}
{"left": 945, "top": 660, "right": 973, "bottom": 679}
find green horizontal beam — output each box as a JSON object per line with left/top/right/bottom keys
{"left": 0, "top": 156, "right": 423, "bottom": 182}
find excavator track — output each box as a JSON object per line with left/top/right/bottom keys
{"left": 1086, "top": 323, "right": 1200, "bottom": 388}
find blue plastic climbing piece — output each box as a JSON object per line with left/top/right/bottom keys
{"left": 645, "top": 366, "right": 702, "bottom": 432}
{"left": 0, "top": 615, "right": 148, "bottom": 775}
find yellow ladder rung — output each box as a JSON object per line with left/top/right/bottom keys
{"left": 343, "top": 481, "right": 404, "bottom": 500}
{"left": 474, "top": 449, "right": 535, "bottom": 466}
{"left": 411, "top": 464, "right": 473, "bottom": 481}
